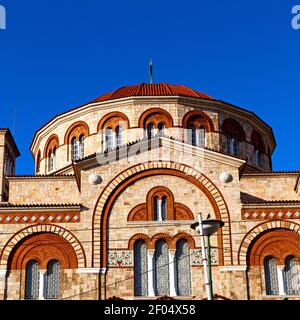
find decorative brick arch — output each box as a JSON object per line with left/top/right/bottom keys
{"left": 43, "top": 134, "right": 59, "bottom": 158}
{"left": 0, "top": 224, "right": 86, "bottom": 269}
{"left": 222, "top": 118, "right": 246, "bottom": 142}
{"left": 238, "top": 220, "right": 300, "bottom": 265}
{"left": 138, "top": 108, "right": 174, "bottom": 128}
{"left": 92, "top": 161, "right": 232, "bottom": 268}
{"left": 97, "top": 111, "right": 130, "bottom": 132}
{"left": 64, "top": 121, "right": 90, "bottom": 144}
{"left": 182, "top": 110, "right": 214, "bottom": 132}
{"left": 128, "top": 232, "right": 196, "bottom": 251}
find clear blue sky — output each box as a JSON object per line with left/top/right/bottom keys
{"left": 0, "top": 0, "right": 299, "bottom": 174}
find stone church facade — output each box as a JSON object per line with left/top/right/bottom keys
{"left": 0, "top": 83, "right": 299, "bottom": 300}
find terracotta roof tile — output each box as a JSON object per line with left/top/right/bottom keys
{"left": 92, "top": 83, "right": 215, "bottom": 103}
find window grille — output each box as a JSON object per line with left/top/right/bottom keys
{"left": 154, "top": 240, "right": 169, "bottom": 296}
{"left": 175, "top": 239, "right": 191, "bottom": 296}
{"left": 134, "top": 240, "right": 148, "bottom": 296}
{"left": 264, "top": 256, "right": 279, "bottom": 295}
{"left": 25, "top": 260, "right": 40, "bottom": 300}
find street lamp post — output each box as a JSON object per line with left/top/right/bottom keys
{"left": 191, "top": 213, "right": 224, "bottom": 300}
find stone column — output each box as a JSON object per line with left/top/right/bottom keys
{"left": 39, "top": 270, "right": 47, "bottom": 300}
{"left": 169, "top": 250, "right": 177, "bottom": 297}
{"left": 147, "top": 251, "right": 155, "bottom": 297}
{"left": 277, "top": 265, "right": 286, "bottom": 296}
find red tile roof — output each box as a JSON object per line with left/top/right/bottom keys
{"left": 92, "top": 83, "right": 215, "bottom": 103}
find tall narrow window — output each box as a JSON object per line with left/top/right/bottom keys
{"left": 198, "top": 127, "right": 205, "bottom": 148}
{"left": 283, "top": 256, "right": 300, "bottom": 295}
{"left": 157, "top": 123, "right": 165, "bottom": 136}
{"left": 45, "top": 260, "right": 61, "bottom": 299}
{"left": 161, "top": 196, "right": 167, "bottom": 221}
{"left": 254, "top": 149, "right": 262, "bottom": 167}
{"left": 72, "top": 138, "right": 79, "bottom": 160}
{"left": 154, "top": 240, "right": 170, "bottom": 296}
{"left": 176, "top": 239, "right": 191, "bottom": 296}
{"left": 134, "top": 240, "right": 148, "bottom": 296}
{"left": 48, "top": 151, "right": 53, "bottom": 172}
{"left": 227, "top": 134, "right": 238, "bottom": 156}
{"left": 25, "top": 260, "right": 40, "bottom": 300}
{"left": 189, "top": 124, "right": 197, "bottom": 146}
{"left": 147, "top": 123, "right": 155, "bottom": 139}
{"left": 106, "top": 127, "right": 114, "bottom": 150}
{"left": 264, "top": 256, "right": 279, "bottom": 295}
{"left": 79, "top": 135, "right": 85, "bottom": 159}
{"left": 154, "top": 196, "right": 159, "bottom": 221}
{"left": 116, "top": 126, "right": 122, "bottom": 147}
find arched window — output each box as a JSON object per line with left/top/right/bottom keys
{"left": 72, "top": 138, "right": 79, "bottom": 160}
{"left": 46, "top": 260, "right": 61, "bottom": 299}
{"left": 147, "top": 123, "right": 155, "bottom": 139}
{"left": 25, "top": 260, "right": 40, "bottom": 300}
{"left": 283, "top": 256, "right": 300, "bottom": 295}
{"left": 175, "top": 239, "right": 191, "bottom": 296}
{"left": 79, "top": 135, "right": 85, "bottom": 159}
{"left": 264, "top": 256, "right": 279, "bottom": 295}
{"left": 134, "top": 240, "right": 148, "bottom": 296}
{"left": 106, "top": 127, "right": 114, "bottom": 150}
{"left": 154, "top": 240, "right": 170, "bottom": 296}
{"left": 188, "top": 124, "right": 206, "bottom": 148}
{"left": 116, "top": 126, "right": 123, "bottom": 147}
{"left": 222, "top": 119, "right": 245, "bottom": 156}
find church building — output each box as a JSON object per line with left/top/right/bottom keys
{"left": 0, "top": 83, "right": 299, "bottom": 300}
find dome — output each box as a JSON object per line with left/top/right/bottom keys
{"left": 91, "top": 83, "right": 215, "bottom": 103}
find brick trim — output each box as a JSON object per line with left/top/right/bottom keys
{"left": 238, "top": 220, "right": 300, "bottom": 265}
{"left": 0, "top": 224, "right": 86, "bottom": 269}
{"left": 92, "top": 161, "right": 232, "bottom": 268}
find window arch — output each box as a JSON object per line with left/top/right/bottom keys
{"left": 46, "top": 260, "right": 61, "bottom": 299}
{"left": 175, "top": 239, "right": 191, "bottom": 296}
{"left": 98, "top": 112, "right": 129, "bottom": 151}
{"left": 138, "top": 108, "right": 173, "bottom": 139}
{"left": 222, "top": 118, "right": 246, "bottom": 156}
{"left": 25, "top": 260, "right": 40, "bottom": 300}
{"left": 44, "top": 134, "right": 59, "bottom": 172}
{"left": 182, "top": 110, "right": 214, "bottom": 148}
{"left": 128, "top": 186, "right": 194, "bottom": 222}
{"left": 64, "top": 121, "right": 89, "bottom": 161}
{"left": 134, "top": 240, "right": 148, "bottom": 297}
{"left": 283, "top": 256, "right": 300, "bottom": 295}
{"left": 154, "top": 240, "right": 170, "bottom": 296}
{"left": 264, "top": 256, "right": 279, "bottom": 295}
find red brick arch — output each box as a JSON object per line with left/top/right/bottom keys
{"left": 128, "top": 232, "right": 196, "bottom": 250}
{"left": 43, "top": 134, "right": 59, "bottom": 158}
{"left": 0, "top": 224, "right": 86, "bottom": 269}
{"left": 92, "top": 161, "right": 232, "bottom": 268}
{"left": 138, "top": 108, "right": 174, "bottom": 128}
{"left": 182, "top": 110, "right": 214, "bottom": 132}
{"left": 238, "top": 220, "right": 300, "bottom": 265}
{"left": 64, "top": 121, "right": 90, "bottom": 144}
{"left": 97, "top": 111, "right": 130, "bottom": 132}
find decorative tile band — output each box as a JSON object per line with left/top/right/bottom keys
{"left": 242, "top": 208, "right": 300, "bottom": 220}
{"left": 108, "top": 250, "right": 133, "bottom": 268}
{"left": 191, "top": 248, "right": 219, "bottom": 266}
{"left": 0, "top": 211, "right": 80, "bottom": 224}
